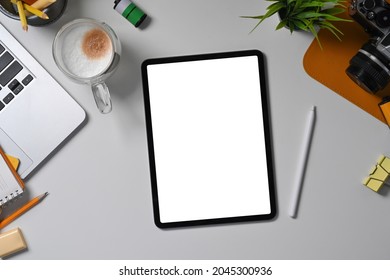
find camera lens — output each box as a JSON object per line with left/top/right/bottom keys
{"left": 376, "top": 10, "right": 390, "bottom": 27}
{"left": 346, "top": 43, "right": 390, "bottom": 93}
{"left": 363, "top": 0, "right": 376, "bottom": 10}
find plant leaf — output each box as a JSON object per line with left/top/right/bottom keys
{"left": 300, "top": 2, "right": 324, "bottom": 9}
{"left": 246, "top": 1, "right": 287, "bottom": 32}
{"left": 319, "top": 20, "right": 344, "bottom": 35}
{"left": 275, "top": 20, "right": 288, "bottom": 30}
{"left": 294, "top": 19, "right": 310, "bottom": 31}
{"left": 307, "top": 24, "right": 322, "bottom": 49}
{"left": 240, "top": 15, "right": 264, "bottom": 19}
{"left": 324, "top": 7, "right": 347, "bottom": 15}
{"left": 321, "top": 25, "right": 342, "bottom": 41}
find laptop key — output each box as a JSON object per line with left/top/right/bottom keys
{"left": 8, "top": 79, "right": 19, "bottom": 90}
{"left": 3, "top": 93, "right": 14, "bottom": 104}
{"left": 13, "top": 84, "right": 24, "bottom": 95}
{"left": 9, "top": 79, "right": 24, "bottom": 95}
{"left": 0, "top": 101, "right": 4, "bottom": 111}
{"left": 0, "top": 61, "right": 22, "bottom": 87}
{"left": 22, "top": 74, "right": 33, "bottom": 86}
{"left": 0, "top": 44, "right": 4, "bottom": 55}
{"left": 0, "top": 51, "right": 14, "bottom": 72}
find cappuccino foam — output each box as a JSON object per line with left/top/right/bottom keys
{"left": 62, "top": 25, "right": 113, "bottom": 78}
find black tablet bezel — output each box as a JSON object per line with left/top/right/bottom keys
{"left": 141, "top": 50, "right": 277, "bottom": 228}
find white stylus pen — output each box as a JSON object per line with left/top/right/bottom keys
{"left": 289, "top": 106, "right": 316, "bottom": 218}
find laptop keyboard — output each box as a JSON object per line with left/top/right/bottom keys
{"left": 0, "top": 42, "right": 34, "bottom": 111}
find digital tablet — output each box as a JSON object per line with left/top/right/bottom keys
{"left": 141, "top": 50, "right": 276, "bottom": 228}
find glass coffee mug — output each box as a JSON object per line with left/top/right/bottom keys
{"left": 53, "top": 18, "right": 121, "bottom": 114}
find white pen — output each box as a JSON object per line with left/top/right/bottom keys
{"left": 289, "top": 106, "right": 316, "bottom": 218}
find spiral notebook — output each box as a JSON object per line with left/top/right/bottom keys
{"left": 0, "top": 146, "right": 24, "bottom": 207}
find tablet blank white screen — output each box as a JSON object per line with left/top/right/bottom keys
{"left": 147, "top": 56, "right": 271, "bottom": 223}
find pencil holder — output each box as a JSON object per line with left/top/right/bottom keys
{"left": 0, "top": 0, "right": 67, "bottom": 26}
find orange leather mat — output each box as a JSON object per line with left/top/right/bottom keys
{"left": 303, "top": 13, "right": 388, "bottom": 123}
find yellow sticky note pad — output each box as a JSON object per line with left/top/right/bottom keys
{"left": 378, "top": 155, "right": 390, "bottom": 173}
{"left": 363, "top": 177, "right": 384, "bottom": 192}
{"left": 368, "top": 164, "right": 389, "bottom": 181}
{"left": 5, "top": 154, "right": 20, "bottom": 171}
{"left": 363, "top": 155, "right": 390, "bottom": 192}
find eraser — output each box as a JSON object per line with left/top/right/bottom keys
{"left": 0, "top": 228, "right": 27, "bottom": 258}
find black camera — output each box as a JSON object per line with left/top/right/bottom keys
{"left": 346, "top": 0, "right": 390, "bottom": 93}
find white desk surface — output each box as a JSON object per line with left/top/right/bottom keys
{"left": 1, "top": 0, "right": 390, "bottom": 260}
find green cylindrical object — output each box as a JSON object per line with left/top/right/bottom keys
{"left": 113, "top": 0, "right": 147, "bottom": 27}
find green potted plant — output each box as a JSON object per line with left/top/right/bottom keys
{"left": 244, "top": 0, "right": 351, "bottom": 45}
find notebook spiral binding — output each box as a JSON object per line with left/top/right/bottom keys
{"left": 0, "top": 189, "right": 23, "bottom": 207}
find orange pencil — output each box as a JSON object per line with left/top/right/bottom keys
{"left": 0, "top": 192, "right": 48, "bottom": 229}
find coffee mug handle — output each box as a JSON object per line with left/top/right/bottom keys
{"left": 91, "top": 82, "right": 112, "bottom": 114}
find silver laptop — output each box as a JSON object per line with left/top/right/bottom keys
{"left": 0, "top": 23, "right": 86, "bottom": 179}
